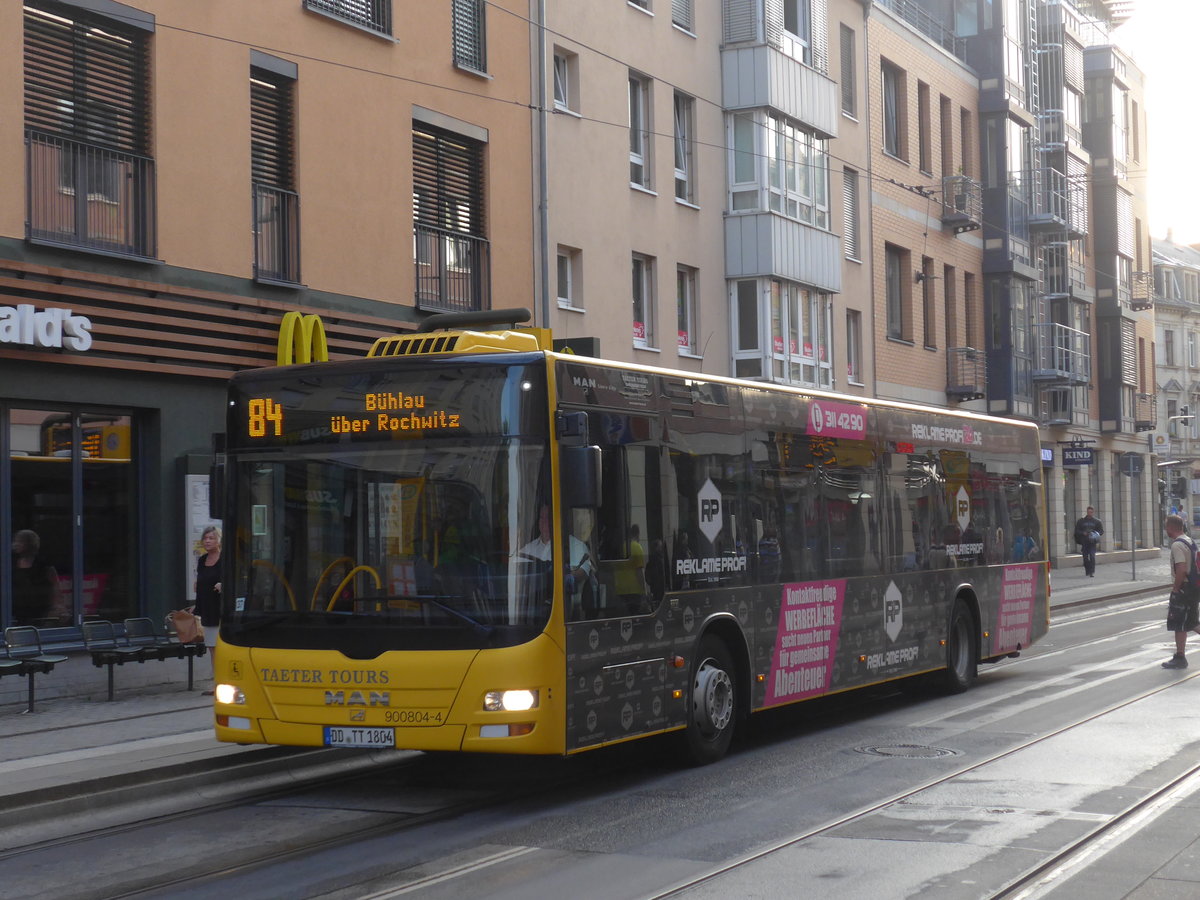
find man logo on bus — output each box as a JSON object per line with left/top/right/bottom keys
{"left": 956, "top": 486, "right": 971, "bottom": 532}
{"left": 884, "top": 582, "right": 903, "bottom": 642}
{"left": 698, "top": 479, "right": 722, "bottom": 543}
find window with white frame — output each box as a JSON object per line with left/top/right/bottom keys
{"left": 1189, "top": 332, "right": 1198, "bottom": 369}
{"left": 733, "top": 280, "right": 762, "bottom": 378}
{"left": 632, "top": 253, "right": 655, "bottom": 346}
{"left": 768, "top": 279, "right": 831, "bottom": 387}
{"left": 1164, "top": 328, "right": 1175, "bottom": 367}
{"left": 782, "top": 0, "right": 812, "bottom": 65}
{"left": 731, "top": 278, "right": 831, "bottom": 387}
{"left": 730, "top": 114, "right": 759, "bottom": 210}
{"left": 629, "top": 73, "right": 652, "bottom": 188}
{"left": 553, "top": 49, "right": 577, "bottom": 112}
{"left": 846, "top": 309, "right": 863, "bottom": 384}
{"left": 765, "top": 113, "right": 829, "bottom": 227}
{"left": 674, "top": 92, "right": 695, "bottom": 204}
{"left": 629, "top": 0, "right": 650, "bottom": 9}
{"left": 677, "top": 265, "right": 697, "bottom": 354}
{"left": 557, "top": 245, "right": 581, "bottom": 308}
{"left": 671, "top": 0, "right": 693, "bottom": 31}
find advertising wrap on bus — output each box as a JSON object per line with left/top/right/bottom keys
{"left": 212, "top": 327, "right": 1048, "bottom": 765}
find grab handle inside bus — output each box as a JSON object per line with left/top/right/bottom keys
{"left": 561, "top": 445, "right": 602, "bottom": 509}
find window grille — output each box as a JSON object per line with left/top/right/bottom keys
{"left": 304, "top": 0, "right": 392, "bottom": 36}
{"left": 452, "top": 0, "right": 486, "bottom": 72}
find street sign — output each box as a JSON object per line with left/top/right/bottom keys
{"left": 1120, "top": 452, "right": 1144, "bottom": 476}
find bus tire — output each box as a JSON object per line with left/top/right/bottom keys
{"left": 685, "top": 635, "right": 737, "bottom": 765}
{"left": 941, "top": 598, "right": 977, "bottom": 694}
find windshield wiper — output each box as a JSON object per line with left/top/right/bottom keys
{"left": 401, "top": 595, "right": 496, "bottom": 638}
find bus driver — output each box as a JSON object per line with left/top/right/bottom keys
{"left": 519, "top": 504, "right": 596, "bottom": 616}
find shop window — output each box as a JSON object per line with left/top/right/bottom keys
{"left": 7, "top": 407, "right": 138, "bottom": 628}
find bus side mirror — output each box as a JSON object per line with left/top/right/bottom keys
{"left": 561, "top": 445, "right": 602, "bottom": 509}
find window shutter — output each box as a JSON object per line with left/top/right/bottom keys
{"left": 413, "top": 125, "right": 485, "bottom": 236}
{"left": 251, "top": 72, "right": 293, "bottom": 188}
{"left": 1121, "top": 320, "right": 1136, "bottom": 385}
{"left": 723, "top": 0, "right": 760, "bottom": 43}
{"left": 840, "top": 25, "right": 856, "bottom": 115}
{"left": 842, "top": 170, "right": 859, "bottom": 259}
{"left": 809, "top": 0, "right": 829, "bottom": 72}
{"left": 671, "top": 0, "right": 693, "bottom": 31}
{"left": 24, "top": 4, "right": 149, "bottom": 154}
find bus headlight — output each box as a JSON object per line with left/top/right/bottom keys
{"left": 483, "top": 689, "right": 538, "bottom": 712}
{"left": 215, "top": 683, "right": 246, "bottom": 705}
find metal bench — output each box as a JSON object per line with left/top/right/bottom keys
{"left": 3, "top": 625, "right": 68, "bottom": 712}
{"left": 82, "top": 620, "right": 147, "bottom": 701}
{"left": 124, "top": 617, "right": 207, "bottom": 691}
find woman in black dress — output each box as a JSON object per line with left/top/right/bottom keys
{"left": 194, "top": 526, "right": 222, "bottom": 680}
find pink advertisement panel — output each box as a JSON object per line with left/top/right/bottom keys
{"left": 765, "top": 580, "right": 845, "bottom": 706}
{"left": 995, "top": 564, "right": 1038, "bottom": 654}
{"left": 806, "top": 399, "right": 867, "bottom": 440}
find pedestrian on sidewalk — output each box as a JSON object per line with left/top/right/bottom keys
{"left": 194, "top": 525, "right": 222, "bottom": 690}
{"left": 1162, "top": 514, "right": 1200, "bottom": 669}
{"left": 1074, "top": 506, "right": 1104, "bottom": 577}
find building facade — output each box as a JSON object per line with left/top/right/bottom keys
{"left": 1, "top": 0, "right": 536, "bottom": 632}
{"left": 2, "top": 0, "right": 1162, "bottom": 637}
{"left": 1152, "top": 236, "right": 1200, "bottom": 528}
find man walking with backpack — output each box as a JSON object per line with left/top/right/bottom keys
{"left": 1074, "top": 506, "right": 1104, "bottom": 577}
{"left": 1162, "top": 514, "right": 1200, "bottom": 669}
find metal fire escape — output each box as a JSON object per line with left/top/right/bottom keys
{"left": 1030, "top": 0, "right": 1092, "bottom": 427}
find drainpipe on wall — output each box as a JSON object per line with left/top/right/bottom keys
{"left": 535, "top": 0, "right": 551, "bottom": 329}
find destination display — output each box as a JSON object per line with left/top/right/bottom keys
{"left": 227, "top": 361, "right": 548, "bottom": 448}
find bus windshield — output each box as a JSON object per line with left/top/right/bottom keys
{"left": 222, "top": 359, "right": 553, "bottom": 653}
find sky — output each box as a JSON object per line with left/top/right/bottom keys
{"left": 1113, "top": 3, "right": 1200, "bottom": 245}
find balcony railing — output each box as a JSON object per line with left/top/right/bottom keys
{"left": 941, "top": 175, "right": 982, "bottom": 234}
{"left": 26, "top": 130, "right": 156, "bottom": 260}
{"left": 1032, "top": 322, "right": 1091, "bottom": 383}
{"left": 414, "top": 223, "right": 490, "bottom": 313}
{"left": 874, "top": 0, "right": 966, "bottom": 60}
{"left": 1130, "top": 270, "right": 1153, "bottom": 311}
{"left": 253, "top": 184, "right": 301, "bottom": 285}
{"left": 946, "top": 347, "right": 987, "bottom": 401}
{"left": 1135, "top": 392, "right": 1157, "bottom": 431}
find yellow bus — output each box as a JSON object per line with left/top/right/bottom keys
{"left": 212, "top": 309, "right": 1048, "bottom": 764}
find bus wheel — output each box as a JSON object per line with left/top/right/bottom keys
{"left": 685, "top": 636, "right": 736, "bottom": 765}
{"left": 942, "top": 598, "right": 977, "bottom": 694}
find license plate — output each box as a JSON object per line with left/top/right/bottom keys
{"left": 323, "top": 726, "right": 395, "bottom": 748}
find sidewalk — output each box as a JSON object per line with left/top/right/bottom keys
{"left": 0, "top": 554, "right": 1179, "bottom": 851}
{"left": 1049, "top": 550, "right": 1171, "bottom": 609}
